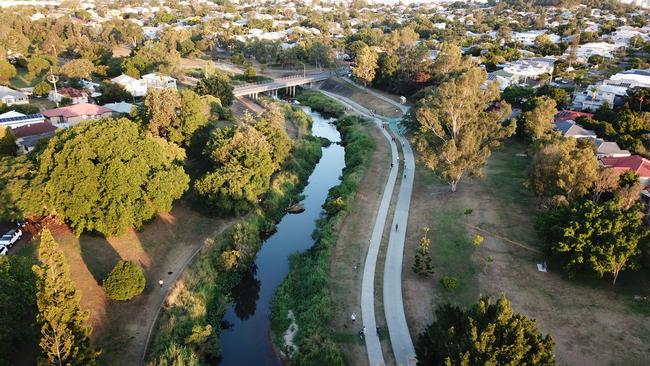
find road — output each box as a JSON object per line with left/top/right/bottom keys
{"left": 233, "top": 71, "right": 335, "bottom": 97}
{"left": 319, "top": 88, "right": 416, "bottom": 366}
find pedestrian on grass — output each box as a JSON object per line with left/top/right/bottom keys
{"left": 351, "top": 312, "right": 357, "bottom": 322}
{"left": 159, "top": 279, "right": 164, "bottom": 288}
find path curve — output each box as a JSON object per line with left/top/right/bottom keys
{"left": 319, "top": 90, "right": 394, "bottom": 366}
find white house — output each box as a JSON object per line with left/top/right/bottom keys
{"left": 0, "top": 111, "right": 45, "bottom": 129}
{"left": 141, "top": 73, "right": 177, "bottom": 90}
{"left": 502, "top": 57, "right": 555, "bottom": 81}
{"left": 573, "top": 84, "right": 629, "bottom": 111}
{"left": 111, "top": 74, "right": 148, "bottom": 97}
{"left": 610, "top": 26, "right": 649, "bottom": 46}
{"left": 0, "top": 86, "right": 29, "bottom": 106}
{"left": 512, "top": 30, "right": 560, "bottom": 46}
{"left": 605, "top": 69, "right": 650, "bottom": 89}
{"left": 102, "top": 101, "right": 135, "bottom": 115}
{"left": 569, "top": 42, "right": 622, "bottom": 63}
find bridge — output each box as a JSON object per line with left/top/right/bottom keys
{"left": 232, "top": 70, "right": 341, "bottom": 99}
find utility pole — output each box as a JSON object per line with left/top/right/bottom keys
{"left": 47, "top": 74, "right": 60, "bottom": 108}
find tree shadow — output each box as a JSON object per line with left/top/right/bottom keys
{"left": 231, "top": 264, "right": 261, "bottom": 320}
{"left": 79, "top": 234, "right": 122, "bottom": 285}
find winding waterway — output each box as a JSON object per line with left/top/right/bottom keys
{"left": 218, "top": 107, "right": 345, "bottom": 365}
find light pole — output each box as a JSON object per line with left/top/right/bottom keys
{"left": 47, "top": 74, "right": 60, "bottom": 108}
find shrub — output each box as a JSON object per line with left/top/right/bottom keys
{"left": 440, "top": 275, "right": 458, "bottom": 290}
{"left": 103, "top": 260, "right": 146, "bottom": 301}
{"left": 473, "top": 235, "right": 484, "bottom": 247}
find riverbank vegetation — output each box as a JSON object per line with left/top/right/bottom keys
{"left": 271, "top": 114, "right": 373, "bottom": 365}
{"left": 147, "top": 132, "right": 323, "bottom": 364}
{"left": 296, "top": 89, "right": 345, "bottom": 118}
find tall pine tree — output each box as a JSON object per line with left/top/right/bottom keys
{"left": 32, "top": 229, "right": 99, "bottom": 366}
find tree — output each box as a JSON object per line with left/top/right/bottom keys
{"left": 194, "top": 125, "right": 275, "bottom": 215}
{"left": 147, "top": 343, "right": 199, "bottom": 366}
{"left": 0, "top": 126, "right": 17, "bottom": 156}
{"left": 33, "top": 81, "right": 52, "bottom": 97}
{"left": 194, "top": 74, "right": 234, "bottom": 106}
{"left": 96, "top": 82, "right": 130, "bottom": 104}
{"left": 0, "top": 60, "right": 16, "bottom": 84}
{"left": 243, "top": 63, "right": 257, "bottom": 81}
{"left": 32, "top": 229, "right": 99, "bottom": 365}
{"left": 593, "top": 168, "right": 621, "bottom": 202}
{"left": 626, "top": 87, "right": 650, "bottom": 112}
{"left": 26, "top": 56, "right": 52, "bottom": 79}
{"left": 351, "top": 45, "right": 378, "bottom": 86}
{"left": 59, "top": 59, "right": 96, "bottom": 80}
{"left": 412, "top": 226, "right": 434, "bottom": 276}
{"left": 430, "top": 43, "right": 471, "bottom": 79}
{"left": 0, "top": 256, "right": 37, "bottom": 365}
{"left": 520, "top": 97, "right": 557, "bottom": 140}
{"left": 414, "top": 67, "right": 514, "bottom": 192}
{"left": 35, "top": 118, "right": 189, "bottom": 236}
{"left": 536, "top": 199, "right": 647, "bottom": 284}
{"left": 307, "top": 40, "right": 332, "bottom": 69}
{"left": 416, "top": 295, "right": 555, "bottom": 366}
{"left": 103, "top": 261, "right": 145, "bottom": 301}
{"left": 144, "top": 88, "right": 210, "bottom": 146}
{"left": 529, "top": 138, "right": 598, "bottom": 203}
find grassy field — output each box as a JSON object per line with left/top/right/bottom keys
{"left": 10, "top": 68, "right": 42, "bottom": 89}
{"left": 403, "top": 139, "right": 650, "bottom": 365}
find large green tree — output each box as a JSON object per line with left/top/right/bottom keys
{"left": 536, "top": 199, "right": 647, "bottom": 284}
{"left": 520, "top": 97, "right": 557, "bottom": 140}
{"left": 529, "top": 138, "right": 598, "bottom": 203}
{"left": 417, "top": 295, "right": 555, "bottom": 366}
{"left": 351, "top": 45, "right": 378, "bottom": 86}
{"left": 35, "top": 118, "right": 189, "bottom": 236}
{"left": 0, "top": 126, "right": 17, "bottom": 156}
{"left": 33, "top": 229, "right": 99, "bottom": 365}
{"left": 195, "top": 124, "right": 275, "bottom": 215}
{"left": 0, "top": 256, "right": 37, "bottom": 365}
{"left": 194, "top": 73, "right": 234, "bottom": 106}
{"left": 59, "top": 58, "right": 96, "bottom": 80}
{"left": 414, "top": 67, "right": 514, "bottom": 191}
{"left": 144, "top": 88, "right": 210, "bottom": 145}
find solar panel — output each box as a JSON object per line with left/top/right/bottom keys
{"left": 0, "top": 113, "right": 45, "bottom": 123}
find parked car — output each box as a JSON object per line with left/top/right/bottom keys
{"left": 0, "top": 245, "right": 7, "bottom": 256}
{"left": 0, "top": 228, "right": 22, "bottom": 247}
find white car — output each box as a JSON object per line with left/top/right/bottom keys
{"left": 0, "top": 228, "right": 22, "bottom": 247}
{"left": 0, "top": 246, "right": 7, "bottom": 256}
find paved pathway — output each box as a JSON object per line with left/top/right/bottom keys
{"left": 319, "top": 90, "right": 392, "bottom": 366}
{"left": 320, "top": 87, "right": 416, "bottom": 365}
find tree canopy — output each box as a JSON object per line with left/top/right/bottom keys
{"left": 33, "top": 229, "right": 99, "bottom": 365}
{"left": 414, "top": 67, "right": 514, "bottom": 191}
{"left": 416, "top": 295, "right": 555, "bottom": 366}
{"left": 21, "top": 118, "right": 189, "bottom": 236}
{"left": 194, "top": 73, "right": 234, "bottom": 106}
{"left": 536, "top": 199, "right": 647, "bottom": 284}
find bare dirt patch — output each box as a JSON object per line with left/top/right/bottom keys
{"left": 403, "top": 140, "right": 650, "bottom": 365}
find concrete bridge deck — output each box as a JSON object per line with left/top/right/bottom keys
{"left": 232, "top": 70, "right": 340, "bottom": 98}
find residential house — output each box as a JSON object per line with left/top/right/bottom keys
{"left": 0, "top": 111, "right": 45, "bottom": 129}
{"left": 48, "top": 87, "right": 88, "bottom": 105}
{"left": 12, "top": 121, "right": 58, "bottom": 153}
{"left": 600, "top": 155, "right": 650, "bottom": 187}
{"left": 605, "top": 68, "right": 650, "bottom": 89}
{"left": 501, "top": 57, "right": 555, "bottom": 82}
{"left": 486, "top": 70, "right": 515, "bottom": 91}
{"left": 111, "top": 74, "right": 148, "bottom": 97}
{"left": 593, "top": 138, "right": 631, "bottom": 158}
{"left": 141, "top": 73, "right": 177, "bottom": 90}
{"left": 42, "top": 103, "right": 113, "bottom": 127}
{"left": 512, "top": 30, "right": 560, "bottom": 46}
{"left": 0, "top": 86, "right": 29, "bottom": 106}
{"left": 554, "top": 120, "right": 597, "bottom": 139}
{"left": 554, "top": 110, "right": 593, "bottom": 122}
{"left": 102, "top": 101, "right": 135, "bottom": 115}
{"left": 573, "top": 84, "right": 629, "bottom": 111}
{"left": 610, "top": 26, "right": 649, "bottom": 46}
{"left": 568, "top": 42, "right": 621, "bottom": 63}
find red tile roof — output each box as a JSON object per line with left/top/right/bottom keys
{"left": 12, "top": 121, "right": 57, "bottom": 138}
{"left": 600, "top": 155, "right": 650, "bottom": 178}
{"left": 57, "top": 87, "right": 87, "bottom": 98}
{"left": 555, "top": 110, "right": 594, "bottom": 122}
{"left": 42, "top": 103, "right": 112, "bottom": 118}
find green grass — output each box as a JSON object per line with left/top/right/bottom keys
{"left": 484, "top": 141, "right": 535, "bottom": 207}
{"left": 10, "top": 68, "right": 42, "bottom": 89}
{"left": 429, "top": 203, "right": 479, "bottom": 307}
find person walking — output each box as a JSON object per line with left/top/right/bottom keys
{"left": 351, "top": 312, "right": 357, "bottom": 322}
{"left": 158, "top": 279, "right": 164, "bottom": 288}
